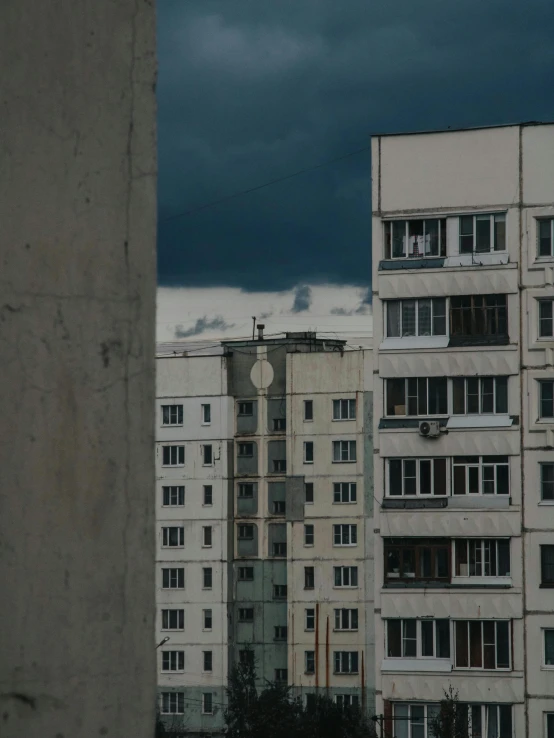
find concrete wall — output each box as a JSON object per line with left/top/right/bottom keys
{"left": 0, "top": 2, "right": 156, "bottom": 736}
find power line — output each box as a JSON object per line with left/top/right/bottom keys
{"left": 160, "top": 144, "right": 371, "bottom": 223}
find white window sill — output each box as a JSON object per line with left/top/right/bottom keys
{"left": 446, "top": 415, "right": 513, "bottom": 429}
{"left": 332, "top": 418, "right": 356, "bottom": 422}
{"left": 162, "top": 546, "right": 184, "bottom": 550}
{"left": 332, "top": 460, "right": 357, "bottom": 464}
{"left": 333, "top": 501, "right": 357, "bottom": 505}
{"left": 453, "top": 576, "right": 512, "bottom": 586}
{"left": 539, "top": 500, "right": 554, "bottom": 505}
{"left": 382, "top": 658, "right": 452, "bottom": 673}
{"left": 162, "top": 465, "right": 185, "bottom": 468}
{"left": 333, "top": 544, "right": 358, "bottom": 548}
{"left": 162, "top": 423, "right": 184, "bottom": 428}
{"left": 304, "top": 461, "right": 314, "bottom": 465}
{"left": 333, "top": 672, "right": 359, "bottom": 676}
{"left": 334, "top": 629, "right": 359, "bottom": 633}
{"left": 333, "top": 586, "right": 358, "bottom": 590}
{"left": 380, "top": 336, "right": 449, "bottom": 350}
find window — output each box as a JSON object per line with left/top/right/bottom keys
{"left": 541, "top": 545, "right": 554, "bottom": 585}
{"left": 538, "top": 218, "right": 554, "bottom": 257}
{"left": 392, "top": 704, "right": 439, "bottom": 738}
{"left": 201, "top": 404, "right": 211, "bottom": 424}
{"left": 238, "top": 524, "right": 254, "bottom": 539}
{"left": 162, "top": 609, "right": 184, "bottom": 631}
{"left": 333, "top": 482, "right": 357, "bottom": 503}
{"left": 202, "top": 567, "right": 212, "bottom": 589}
{"left": 275, "top": 669, "right": 288, "bottom": 683}
{"left": 203, "top": 609, "right": 212, "bottom": 630}
{"left": 305, "top": 482, "right": 314, "bottom": 503}
{"left": 238, "top": 607, "right": 254, "bottom": 622}
{"left": 305, "top": 608, "right": 315, "bottom": 631}
{"left": 540, "top": 381, "right": 554, "bottom": 419}
{"left": 238, "top": 566, "right": 254, "bottom": 581}
{"left": 203, "top": 651, "right": 213, "bottom": 672}
{"left": 386, "top": 298, "right": 447, "bottom": 338}
{"left": 163, "top": 486, "right": 184, "bottom": 506}
{"left": 304, "top": 400, "right": 313, "bottom": 421}
{"left": 162, "top": 651, "right": 185, "bottom": 672}
{"left": 454, "top": 540, "right": 510, "bottom": 577}
{"left": 304, "top": 566, "right": 315, "bottom": 589}
{"left": 334, "top": 651, "right": 358, "bottom": 674}
{"left": 539, "top": 301, "right": 554, "bottom": 338}
{"left": 238, "top": 482, "right": 254, "bottom": 498}
{"left": 386, "top": 619, "right": 450, "bottom": 659}
{"left": 304, "top": 524, "right": 314, "bottom": 546}
{"left": 450, "top": 295, "right": 507, "bottom": 340}
{"left": 306, "top": 693, "right": 316, "bottom": 711}
{"left": 452, "top": 456, "right": 510, "bottom": 496}
{"left": 274, "top": 626, "right": 287, "bottom": 641}
{"left": 333, "top": 399, "right": 356, "bottom": 420}
{"left": 162, "top": 445, "right": 185, "bottom": 466}
{"left": 388, "top": 458, "right": 447, "bottom": 497}
{"left": 335, "top": 695, "right": 359, "bottom": 710}
{"left": 305, "top": 651, "right": 315, "bottom": 674}
{"left": 239, "top": 650, "right": 254, "bottom": 665}
{"left": 334, "top": 566, "right": 358, "bottom": 587}
{"left": 333, "top": 524, "right": 357, "bottom": 546}
{"left": 384, "top": 539, "right": 450, "bottom": 583}
{"left": 452, "top": 377, "right": 508, "bottom": 415}
{"left": 203, "top": 444, "right": 213, "bottom": 465}
{"left": 273, "top": 459, "right": 287, "bottom": 473}
{"left": 384, "top": 218, "right": 447, "bottom": 259}
{"left": 454, "top": 620, "right": 511, "bottom": 669}
{"left": 161, "top": 692, "right": 185, "bottom": 715}
{"left": 544, "top": 630, "right": 554, "bottom": 667}
{"left": 273, "top": 584, "right": 287, "bottom": 599}
{"left": 272, "top": 500, "right": 286, "bottom": 514}
{"left": 334, "top": 609, "right": 358, "bottom": 631}
{"left": 332, "top": 440, "right": 357, "bottom": 462}
{"left": 238, "top": 401, "right": 254, "bottom": 416}
{"left": 304, "top": 441, "right": 314, "bottom": 463}
{"left": 547, "top": 713, "right": 554, "bottom": 738}
{"left": 203, "top": 485, "right": 213, "bottom": 506}
{"left": 162, "top": 527, "right": 184, "bottom": 548}
{"left": 202, "top": 693, "right": 213, "bottom": 715}
{"left": 162, "top": 405, "right": 183, "bottom": 426}
{"left": 386, "top": 377, "right": 448, "bottom": 417}
{"left": 459, "top": 213, "right": 506, "bottom": 253}
{"left": 273, "top": 417, "right": 286, "bottom": 431}
{"left": 162, "top": 568, "right": 184, "bottom": 589}
{"left": 272, "top": 542, "right": 287, "bottom": 557}
{"left": 541, "top": 464, "right": 554, "bottom": 501}
{"left": 202, "top": 526, "right": 212, "bottom": 547}
{"left": 238, "top": 442, "right": 254, "bottom": 457}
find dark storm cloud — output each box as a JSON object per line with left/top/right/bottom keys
{"left": 174, "top": 315, "right": 235, "bottom": 338}
{"left": 157, "top": 0, "right": 554, "bottom": 290}
{"left": 291, "top": 285, "right": 312, "bottom": 313}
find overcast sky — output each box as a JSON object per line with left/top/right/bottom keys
{"left": 156, "top": 0, "right": 554, "bottom": 338}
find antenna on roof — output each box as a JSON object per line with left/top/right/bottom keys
{"left": 251, "top": 317, "right": 256, "bottom": 341}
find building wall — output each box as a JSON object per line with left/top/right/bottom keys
{"left": 0, "top": 2, "right": 157, "bottom": 736}
{"left": 372, "top": 122, "right": 554, "bottom": 738}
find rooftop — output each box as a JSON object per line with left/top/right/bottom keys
{"left": 372, "top": 119, "right": 554, "bottom": 139}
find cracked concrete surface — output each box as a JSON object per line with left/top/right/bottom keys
{"left": 0, "top": 1, "right": 157, "bottom": 736}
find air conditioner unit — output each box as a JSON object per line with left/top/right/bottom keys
{"left": 419, "top": 420, "right": 441, "bottom": 438}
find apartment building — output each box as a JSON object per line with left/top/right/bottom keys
{"left": 155, "top": 332, "right": 375, "bottom": 735}
{"left": 371, "top": 121, "right": 554, "bottom": 738}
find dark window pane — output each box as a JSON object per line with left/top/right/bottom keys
{"left": 499, "top": 706, "right": 512, "bottom": 737}
{"left": 541, "top": 382, "right": 554, "bottom": 418}
{"left": 420, "top": 548, "right": 432, "bottom": 578}
{"left": 429, "top": 377, "right": 448, "bottom": 415}
{"left": 476, "top": 215, "right": 491, "bottom": 252}
{"left": 496, "top": 621, "right": 510, "bottom": 668}
{"left": 418, "top": 299, "right": 432, "bottom": 336}
{"left": 467, "top": 378, "right": 480, "bottom": 413}
{"left": 432, "top": 298, "right": 447, "bottom": 336}
{"left": 494, "top": 214, "right": 506, "bottom": 251}
{"left": 436, "top": 620, "right": 450, "bottom": 658}
{"left": 460, "top": 216, "right": 474, "bottom": 253}
{"left": 433, "top": 458, "right": 447, "bottom": 496}
{"left": 403, "top": 619, "right": 417, "bottom": 656}
{"left": 498, "top": 541, "right": 510, "bottom": 576}
{"left": 539, "top": 220, "right": 553, "bottom": 257}
{"left": 453, "top": 378, "right": 466, "bottom": 415}
{"left": 386, "top": 548, "right": 400, "bottom": 579}
{"left": 468, "top": 466, "right": 479, "bottom": 495}
{"left": 496, "top": 377, "right": 508, "bottom": 413}
{"left": 387, "top": 620, "right": 401, "bottom": 657}
{"left": 421, "top": 620, "right": 434, "bottom": 656}
{"left": 436, "top": 548, "right": 449, "bottom": 578}
{"left": 497, "top": 463, "right": 510, "bottom": 494}
{"left": 387, "top": 379, "right": 406, "bottom": 416}
{"left": 483, "top": 621, "right": 496, "bottom": 668}
{"left": 453, "top": 466, "right": 466, "bottom": 495}
{"left": 426, "top": 219, "right": 439, "bottom": 256}
{"left": 539, "top": 301, "right": 554, "bottom": 338}
{"left": 469, "top": 621, "right": 482, "bottom": 667}
{"left": 420, "top": 460, "right": 431, "bottom": 495}
{"left": 403, "top": 460, "right": 417, "bottom": 495}
{"left": 389, "top": 460, "right": 402, "bottom": 496}
{"left": 481, "top": 378, "right": 495, "bottom": 413}
{"left": 402, "top": 301, "right": 416, "bottom": 337}
{"left": 455, "top": 622, "right": 468, "bottom": 667}
{"left": 545, "top": 630, "right": 554, "bottom": 666}
{"left": 387, "top": 302, "right": 400, "bottom": 337}
{"left": 542, "top": 546, "right": 554, "bottom": 584}
{"left": 542, "top": 464, "right": 554, "bottom": 501}
{"left": 392, "top": 221, "right": 406, "bottom": 258}
{"left": 407, "top": 378, "right": 418, "bottom": 416}
{"left": 402, "top": 549, "right": 415, "bottom": 577}
{"left": 417, "top": 378, "right": 428, "bottom": 416}
{"left": 384, "top": 221, "right": 391, "bottom": 259}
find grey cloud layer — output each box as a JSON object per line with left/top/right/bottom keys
{"left": 158, "top": 0, "right": 554, "bottom": 290}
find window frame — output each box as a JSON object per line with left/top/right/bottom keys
{"left": 162, "top": 567, "right": 184, "bottom": 590}
{"left": 203, "top": 608, "right": 212, "bottom": 630}
{"left": 334, "top": 608, "right": 359, "bottom": 632}
{"left": 384, "top": 538, "right": 451, "bottom": 584}
{"left": 238, "top": 607, "right": 254, "bottom": 622}
{"left": 458, "top": 212, "right": 507, "bottom": 254}
{"left": 237, "top": 442, "right": 254, "bottom": 457}
{"left": 304, "top": 524, "right": 315, "bottom": 546}
{"left": 272, "top": 500, "right": 286, "bottom": 515}
{"left": 238, "top": 401, "right": 254, "bottom": 416}
{"left": 161, "top": 608, "right": 185, "bottom": 631}
{"left": 274, "top": 625, "right": 287, "bottom": 641}
{"left": 238, "top": 524, "right": 254, "bottom": 540}
{"left": 546, "top": 712, "right": 554, "bottom": 738}
{"left": 238, "top": 482, "right": 255, "bottom": 499}
{"left": 386, "top": 298, "right": 447, "bottom": 338}
{"left": 273, "top": 584, "right": 287, "bottom": 599}
{"left": 304, "top": 441, "right": 314, "bottom": 464}
{"left": 304, "top": 400, "right": 314, "bottom": 421}
{"left": 541, "top": 463, "right": 554, "bottom": 501}
{"left": 333, "top": 482, "right": 357, "bottom": 504}
{"left": 332, "top": 440, "right": 357, "bottom": 463}
{"left": 333, "top": 523, "right": 358, "bottom": 547}
{"left": 202, "top": 526, "right": 213, "bottom": 548}
{"left": 304, "top": 566, "right": 315, "bottom": 589}
{"left": 238, "top": 566, "right": 254, "bottom": 581}
{"left": 305, "top": 608, "right": 315, "bottom": 631}
{"left": 386, "top": 618, "right": 451, "bottom": 660}
{"left": 272, "top": 458, "right": 287, "bottom": 473}
{"left": 450, "top": 294, "right": 508, "bottom": 341}
{"left": 203, "top": 650, "right": 213, "bottom": 672}
{"left": 544, "top": 629, "right": 554, "bottom": 668}
{"left": 161, "top": 404, "right": 183, "bottom": 426}
{"left": 454, "top": 539, "right": 511, "bottom": 578}
{"left": 385, "top": 377, "right": 448, "bottom": 417}
{"left": 202, "top": 693, "right": 213, "bottom": 715}
{"left": 161, "top": 692, "right": 185, "bottom": 715}
{"left": 305, "top": 482, "right": 314, "bottom": 504}
{"left": 541, "top": 545, "right": 554, "bottom": 586}
{"left": 384, "top": 218, "right": 447, "bottom": 260}
{"left": 305, "top": 650, "right": 315, "bottom": 674}
{"left": 538, "top": 218, "right": 554, "bottom": 258}
{"left": 161, "top": 650, "right": 185, "bottom": 673}
{"left": 333, "top": 398, "right": 356, "bottom": 421}
{"left": 387, "top": 457, "right": 448, "bottom": 497}
{"left": 539, "top": 380, "right": 554, "bottom": 419}
{"left": 274, "top": 668, "right": 288, "bottom": 683}
{"left": 454, "top": 620, "right": 511, "bottom": 670}
{"left": 333, "top": 651, "right": 359, "bottom": 675}
{"left": 272, "top": 541, "right": 287, "bottom": 557}
{"left": 162, "top": 445, "right": 185, "bottom": 467}
{"left": 334, "top": 565, "right": 358, "bottom": 588}
{"left": 162, "top": 485, "right": 185, "bottom": 507}
{"left": 162, "top": 526, "right": 184, "bottom": 548}
{"left": 202, "top": 567, "right": 213, "bottom": 590}
{"left": 203, "top": 484, "right": 213, "bottom": 506}
{"left": 201, "top": 404, "right": 211, "bottom": 425}
{"left": 202, "top": 444, "right": 213, "bottom": 466}
{"left": 452, "top": 455, "right": 510, "bottom": 496}
{"left": 452, "top": 376, "right": 509, "bottom": 416}
{"left": 273, "top": 417, "right": 286, "bottom": 431}
{"left": 539, "top": 300, "right": 554, "bottom": 339}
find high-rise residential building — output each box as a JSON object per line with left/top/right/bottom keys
{"left": 371, "top": 121, "right": 554, "bottom": 738}
{"left": 155, "top": 332, "right": 375, "bottom": 735}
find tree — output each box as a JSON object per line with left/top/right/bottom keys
{"left": 300, "top": 693, "right": 377, "bottom": 738}
{"left": 429, "top": 687, "right": 469, "bottom": 738}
